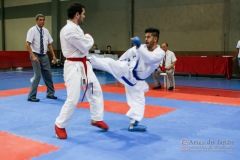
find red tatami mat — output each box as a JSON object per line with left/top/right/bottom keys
{"left": 0, "top": 83, "right": 66, "bottom": 98}
{"left": 0, "top": 131, "right": 59, "bottom": 160}
{"left": 77, "top": 100, "right": 176, "bottom": 118}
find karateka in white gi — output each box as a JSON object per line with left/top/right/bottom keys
{"left": 54, "top": 2, "right": 109, "bottom": 139}
{"left": 90, "top": 28, "right": 165, "bottom": 131}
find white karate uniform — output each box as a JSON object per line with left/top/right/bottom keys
{"left": 55, "top": 20, "right": 104, "bottom": 128}
{"left": 91, "top": 45, "right": 165, "bottom": 121}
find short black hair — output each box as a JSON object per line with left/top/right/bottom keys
{"left": 35, "top": 14, "right": 45, "bottom": 20}
{"left": 67, "top": 3, "right": 85, "bottom": 19}
{"left": 107, "top": 45, "right": 111, "bottom": 49}
{"left": 145, "top": 28, "right": 160, "bottom": 42}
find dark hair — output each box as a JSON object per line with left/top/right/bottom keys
{"left": 67, "top": 3, "right": 85, "bottom": 19}
{"left": 145, "top": 28, "right": 160, "bottom": 42}
{"left": 35, "top": 14, "right": 45, "bottom": 20}
{"left": 107, "top": 45, "right": 111, "bottom": 49}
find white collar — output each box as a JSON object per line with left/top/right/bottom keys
{"left": 36, "top": 25, "right": 44, "bottom": 30}
{"left": 67, "top": 20, "right": 79, "bottom": 27}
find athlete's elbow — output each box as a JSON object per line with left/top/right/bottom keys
{"left": 80, "top": 48, "right": 89, "bottom": 54}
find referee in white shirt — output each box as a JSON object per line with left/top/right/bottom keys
{"left": 26, "top": 14, "right": 57, "bottom": 102}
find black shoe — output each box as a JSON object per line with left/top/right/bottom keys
{"left": 47, "top": 95, "right": 57, "bottom": 99}
{"left": 168, "top": 86, "right": 174, "bottom": 90}
{"left": 153, "top": 85, "right": 161, "bottom": 89}
{"left": 28, "top": 97, "right": 40, "bottom": 102}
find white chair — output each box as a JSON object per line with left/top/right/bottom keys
{"left": 159, "top": 72, "right": 175, "bottom": 89}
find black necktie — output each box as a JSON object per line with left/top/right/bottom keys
{"left": 40, "top": 28, "right": 44, "bottom": 54}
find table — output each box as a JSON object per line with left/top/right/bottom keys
{"left": 88, "top": 53, "right": 118, "bottom": 60}
{"left": 175, "top": 56, "right": 233, "bottom": 79}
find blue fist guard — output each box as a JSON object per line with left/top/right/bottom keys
{"left": 131, "top": 37, "right": 141, "bottom": 48}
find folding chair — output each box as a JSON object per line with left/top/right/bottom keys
{"left": 159, "top": 71, "right": 175, "bottom": 89}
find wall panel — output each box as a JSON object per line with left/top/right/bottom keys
{"left": 134, "top": 2, "right": 225, "bottom": 51}
{"left": 5, "top": 16, "right": 52, "bottom": 50}
{"left": 4, "top": 0, "right": 51, "bottom": 7}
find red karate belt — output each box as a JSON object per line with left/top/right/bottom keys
{"left": 66, "top": 57, "right": 89, "bottom": 102}
{"left": 66, "top": 57, "right": 87, "bottom": 74}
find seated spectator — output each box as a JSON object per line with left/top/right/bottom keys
{"left": 152, "top": 42, "right": 177, "bottom": 90}
{"left": 90, "top": 44, "right": 101, "bottom": 53}
{"left": 105, "top": 45, "right": 115, "bottom": 54}
{"left": 232, "top": 40, "right": 240, "bottom": 74}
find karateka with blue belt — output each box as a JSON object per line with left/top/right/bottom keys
{"left": 90, "top": 28, "right": 165, "bottom": 131}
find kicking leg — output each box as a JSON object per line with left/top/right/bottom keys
{"left": 91, "top": 56, "right": 136, "bottom": 85}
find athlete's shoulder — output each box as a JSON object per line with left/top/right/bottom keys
{"left": 61, "top": 23, "right": 79, "bottom": 35}
{"left": 155, "top": 45, "right": 165, "bottom": 54}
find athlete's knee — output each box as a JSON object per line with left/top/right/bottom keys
{"left": 92, "top": 89, "right": 103, "bottom": 98}
{"left": 65, "top": 99, "right": 78, "bottom": 107}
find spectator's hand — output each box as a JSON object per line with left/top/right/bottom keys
{"left": 232, "top": 56, "right": 236, "bottom": 61}
{"left": 131, "top": 37, "right": 141, "bottom": 48}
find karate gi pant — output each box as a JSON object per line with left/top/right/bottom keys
{"left": 55, "top": 60, "right": 104, "bottom": 128}
{"left": 91, "top": 56, "right": 149, "bottom": 122}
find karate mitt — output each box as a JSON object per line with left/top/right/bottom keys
{"left": 131, "top": 37, "right": 141, "bottom": 48}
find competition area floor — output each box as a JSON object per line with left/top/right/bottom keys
{"left": 0, "top": 68, "right": 240, "bottom": 160}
